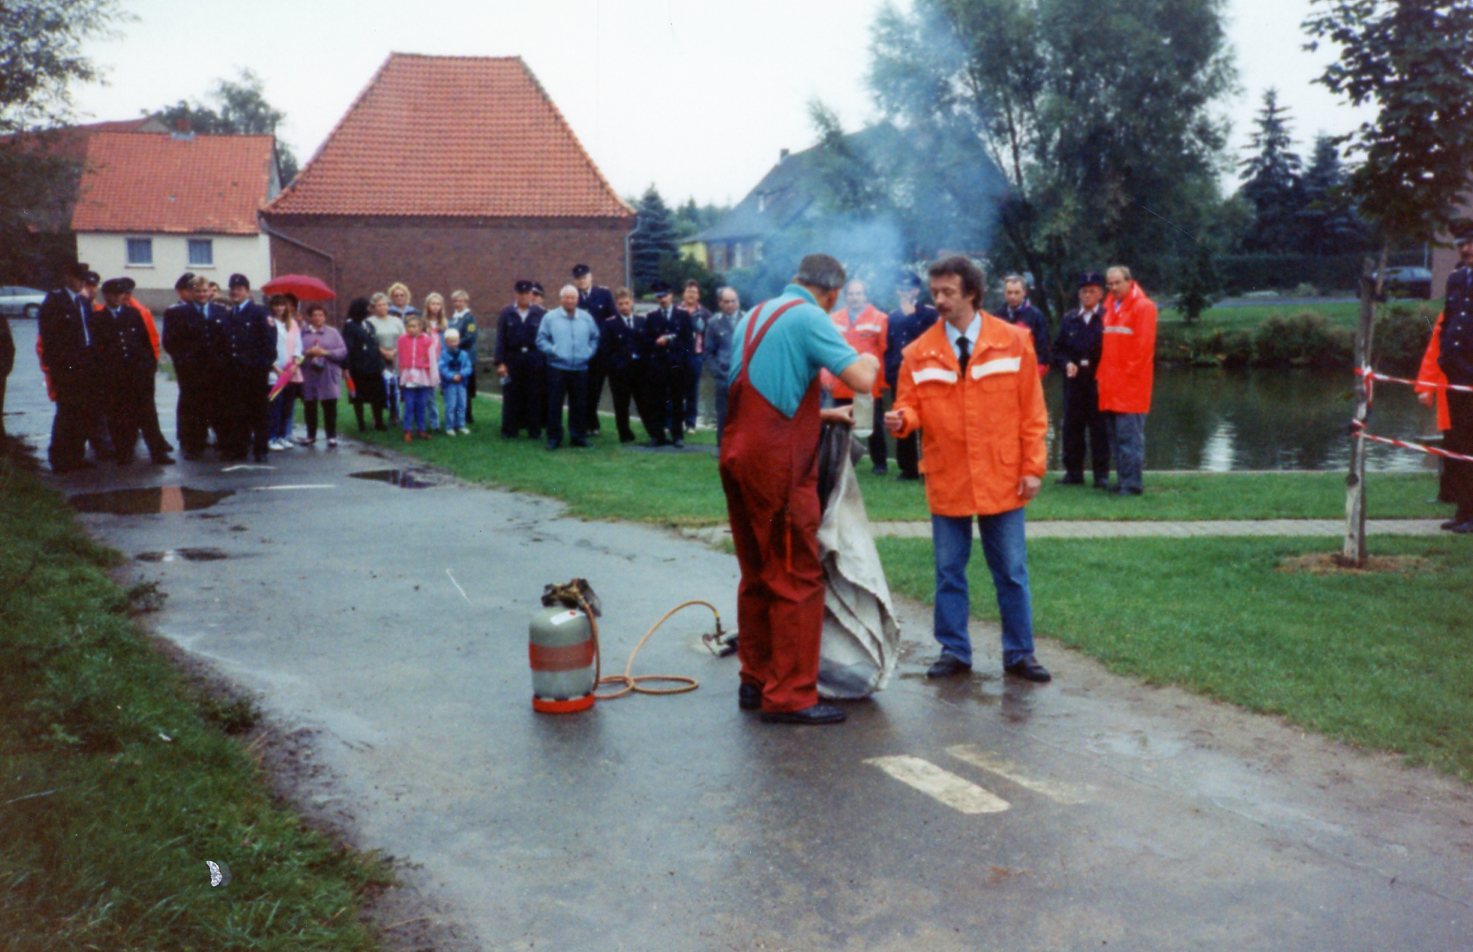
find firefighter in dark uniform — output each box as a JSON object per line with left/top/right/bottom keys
{"left": 495, "top": 280, "right": 547, "bottom": 439}
{"left": 1001, "top": 273, "right": 1052, "bottom": 375}
{"left": 37, "top": 261, "right": 103, "bottom": 472}
{"left": 884, "top": 271, "right": 939, "bottom": 480}
{"left": 641, "top": 281, "right": 694, "bottom": 447}
{"left": 219, "top": 273, "right": 276, "bottom": 462}
{"left": 96, "top": 278, "right": 173, "bottom": 465}
{"left": 0, "top": 286, "right": 13, "bottom": 443}
{"left": 164, "top": 273, "right": 212, "bottom": 458}
{"left": 573, "top": 264, "right": 617, "bottom": 434}
{"left": 1053, "top": 271, "right": 1111, "bottom": 488}
{"left": 1440, "top": 231, "right": 1473, "bottom": 534}
{"left": 602, "top": 287, "right": 643, "bottom": 443}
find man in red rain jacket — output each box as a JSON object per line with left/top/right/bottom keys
{"left": 1097, "top": 266, "right": 1157, "bottom": 496}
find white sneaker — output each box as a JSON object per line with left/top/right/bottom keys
{"left": 458, "top": 427, "right": 471, "bottom": 435}
{"left": 446, "top": 429, "right": 457, "bottom": 437}
{"left": 268, "top": 439, "right": 283, "bottom": 451}
{"left": 326, "top": 438, "right": 338, "bottom": 449}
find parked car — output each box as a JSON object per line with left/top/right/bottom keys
{"left": 0, "top": 285, "right": 46, "bottom": 318}
{"left": 1377, "top": 266, "right": 1433, "bottom": 300}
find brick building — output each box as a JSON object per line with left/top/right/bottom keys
{"left": 261, "top": 53, "right": 634, "bottom": 325}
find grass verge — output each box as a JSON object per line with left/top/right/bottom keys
{"left": 0, "top": 441, "right": 391, "bottom": 950}
{"left": 336, "top": 393, "right": 1447, "bottom": 526}
{"left": 878, "top": 533, "right": 1473, "bottom": 782}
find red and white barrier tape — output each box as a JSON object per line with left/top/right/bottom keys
{"left": 1355, "top": 366, "right": 1473, "bottom": 395}
{"left": 1350, "top": 421, "right": 1473, "bottom": 464}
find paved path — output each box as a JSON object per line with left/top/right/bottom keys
{"left": 5, "top": 320, "right": 1471, "bottom": 951}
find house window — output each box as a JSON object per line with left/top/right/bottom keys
{"left": 125, "top": 237, "right": 153, "bottom": 266}
{"left": 188, "top": 238, "right": 214, "bottom": 267}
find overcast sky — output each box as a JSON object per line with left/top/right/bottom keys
{"left": 71, "top": 0, "right": 1372, "bottom": 208}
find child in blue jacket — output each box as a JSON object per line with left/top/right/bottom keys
{"left": 439, "top": 328, "right": 474, "bottom": 434}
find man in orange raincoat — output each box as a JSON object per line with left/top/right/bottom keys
{"left": 1416, "top": 311, "right": 1452, "bottom": 505}
{"left": 1097, "top": 266, "right": 1157, "bottom": 496}
{"left": 885, "top": 255, "right": 1051, "bottom": 683}
{"left": 824, "top": 279, "right": 890, "bottom": 473}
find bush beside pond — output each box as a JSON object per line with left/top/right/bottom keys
{"left": 1157, "top": 303, "right": 1438, "bottom": 371}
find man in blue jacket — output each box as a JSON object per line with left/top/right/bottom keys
{"left": 536, "top": 284, "right": 600, "bottom": 449}
{"left": 219, "top": 273, "right": 276, "bottom": 462}
{"left": 1440, "top": 231, "right": 1473, "bottom": 534}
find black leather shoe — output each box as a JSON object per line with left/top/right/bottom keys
{"left": 1112, "top": 487, "right": 1143, "bottom": 496}
{"left": 1004, "top": 655, "right": 1052, "bottom": 682}
{"left": 1056, "top": 476, "right": 1084, "bottom": 485}
{"left": 545, "top": 440, "right": 560, "bottom": 450}
{"left": 1443, "top": 516, "right": 1470, "bottom": 530}
{"left": 672, "top": 439, "right": 685, "bottom": 448}
{"left": 1094, "top": 480, "right": 1110, "bottom": 490}
{"left": 151, "top": 455, "right": 176, "bottom": 466}
{"left": 897, "top": 472, "right": 920, "bottom": 481}
{"left": 760, "top": 703, "right": 846, "bottom": 725}
{"left": 739, "top": 682, "right": 761, "bottom": 711}
{"left": 570, "top": 438, "right": 590, "bottom": 448}
{"left": 926, "top": 654, "right": 972, "bottom": 678}
{"left": 1452, "top": 520, "right": 1473, "bottom": 535}
{"left": 872, "top": 464, "right": 889, "bottom": 475}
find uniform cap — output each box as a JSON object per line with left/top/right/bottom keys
{"left": 174, "top": 272, "right": 197, "bottom": 290}
{"left": 571, "top": 264, "right": 591, "bottom": 277}
{"left": 531, "top": 282, "right": 545, "bottom": 294}
{"left": 515, "top": 279, "right": 534, "bottom": 293}
{"left": 101, "top": 277, "right": 136, "bottom": 295}
{"left": 82, "top": 270, "right": 101, "bottom": 285}
{"left": 895, "top": 271, "right": 922, "bottom": 290}
{"left": 1079, "top": 271, "right": 1106, "bottom": 289}
{"left": 1455, "top": 231, "right": 1473, "bottom": 247}
{"left": 228, "top": 273, "right": 251, "bottom": 289}
{"left": 651, "top": 280, "right": 672, "bottom": 296}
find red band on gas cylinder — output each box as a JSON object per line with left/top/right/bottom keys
{"left": 532, "top": 694, "right": 596, "bottom": 714}
{"left": 529, "top": 641, "right": 595, "bottom": 671}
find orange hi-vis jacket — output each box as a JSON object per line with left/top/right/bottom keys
{"left": 891, "top": 312, "right": 1048, "bottom": 517}
{"left": 1097, "top": 281, "right": 1157, "bottom": 414}
{"left": 1417, "top": 312, "right": 1452, "bottom": 431}
{"left": 822, "top": 304, "right": 889, "bottom": 399}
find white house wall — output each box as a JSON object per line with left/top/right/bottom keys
{"left": 76, "top": 232, "right": 272, "bottom": 306}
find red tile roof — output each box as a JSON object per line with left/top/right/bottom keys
{"left": 71, "top": 132, "right": 276, "bottom": 235}
{"left": 266, "top": 53, "right": 631, "bottom": 219}
{"left": 71, "top": 132, "right": 276, "bottom": 237}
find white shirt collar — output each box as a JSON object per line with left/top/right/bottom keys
{"left": 943, "top": 313, "right": 982, "bottom": 354}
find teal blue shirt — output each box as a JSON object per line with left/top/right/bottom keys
{"left": 726, "top": 284, "right": 859, "bottom": 418}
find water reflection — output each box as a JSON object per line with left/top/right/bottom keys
{"left": 1042, "top": 368, "right": 1436, "bottom": 473}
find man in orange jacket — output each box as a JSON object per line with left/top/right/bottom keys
{"left": 1098, "top": 265, "right": 1157, "bottom": 495}
{"left": 824, "top": 279, "right": 890, "bottom": 473}
{"left": 885, "top": 255, "right": 1051, "bottom": 682}
{"left": 1416, "top": 311, "right": 1452, "bottom": 505}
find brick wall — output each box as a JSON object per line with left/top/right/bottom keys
{"left": 262, "top": 214, "right": 632, "bottom": 363}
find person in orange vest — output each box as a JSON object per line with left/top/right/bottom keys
{"left": 1416, "top": 311, "right": 1453, "bottom": 505}
{"left": 885, "top": 255, "right": 1051, "bottom": 683}
{"left": 1097, "top": 265, "right": 1157, "bottom": 496}
{"left": 823, "top": 279, "right": 890, "bottom": 473}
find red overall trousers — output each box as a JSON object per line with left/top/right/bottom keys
{"left": 718, "top": 300, "right": 825, "bottom": 713}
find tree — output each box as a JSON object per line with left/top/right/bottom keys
{"left": 630, "top": 185, "right": 679, "bottom": 295}
{"left": 1303, "top": 0, "right": 1473, "bottom": 565}
{"left": 1295, "top": 134, "right": 1370, "bottom": 254}
{"left": 150, "top": 69, "right": 299, "bottom": 183}
{"left": 0, "top": 0, "right": 123, "bottom": 281}
{"left": 868, "top": 0, "right": 1236, "bottom": 317}
{"left": 1237, "top": 89, "right": 1304, "bottom": 252}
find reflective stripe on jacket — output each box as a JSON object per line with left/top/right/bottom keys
{"left": 1097, "top": 282, "right": 1157, "bottom": 414}
{"left": 891, "top": 313, "right": 1048, "bottom": 517}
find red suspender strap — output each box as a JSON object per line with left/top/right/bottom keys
{"left": 742, "top": 298, "right": 804, "bottom": 363}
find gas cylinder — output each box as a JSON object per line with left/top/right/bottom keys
{"left": 528, "top": 604, "right": 596, "bottom": 713}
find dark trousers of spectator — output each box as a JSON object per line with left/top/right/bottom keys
{"left": 636, "top": 364, "right": 669, "bottom": 443}
{"left": 1445, "top": 389, "right": 1473, "bottom": 520}
{"left": 1104, "top": 411, "right": 1146, "bottom": 493}
{"left": 685, "top": 354, "right": 704, "bottom": 429}
{"left": 585, "top": 356, "right": 606, "bottom": 433}
{"left": 502, "top": 355, "right": 542, "bottom": 438}
{"left": 0, "top": 372, "right": 7, "bottom": 439}
{"left": 663, "top": 362, "right": 688, "bottom": 443}
{"left": 834, "top": 395, "right": 888, "bottom": 471}
{"left": 221, "top": 370, "right": 270, "bottom": 460}
{"left": 1061, "top": 376, "right": 1110, "bottom": 485}
{"left": 607, "top": 365, "right": 638, "bottom": 442}
{"left": 545, "top": 367, "right": 588, "bottom": 447}
{"left": 303, "top": 399, "right": 338, "bottom": 441}
{"left": 464, "top": 368, "right": 476, "bottom": 424}
{"left": 896, "top": 427, "right": 921, "bottom": 478}
{"left": 714, "top": 376, "right": 729, "bottom": 449}
{"left": 107, "top": 371, "right": 169, "bottom": 461}
{"left": 48, "top": 379, "right": 100, "bottom": 470}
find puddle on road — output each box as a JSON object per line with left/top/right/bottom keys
{"left": 136, "top": 548, "right": 230, "bottom": 563}
{"left": 348, "top": 469, "right": 441, "bottom": 489}
{"left": 68, "top": 486, "right": 234, "bottom": 514}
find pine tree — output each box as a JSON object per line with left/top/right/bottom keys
{"left": 1295, "top": 135, "right": 1368, "bottom": 254}
{"left": 1238, "top": 89, "right": 1304, "bottom": 252}
{"left": 631, "top": 185, "right": 678, "bottom": 294}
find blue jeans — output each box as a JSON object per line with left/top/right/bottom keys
{"left": 268, "top": 382, "right": 297, "bottom": 442}
{"left": 442, "top": 382, "right": 467, "bottom": 430}
{"left": 425, "top": 386, "right": 440, "bottom": 430}
{"left": 931, "top": 508, "right": 1035, "bottom": 667}
{"left": 402, "top": 386, "right": 430, "bottom": 433}
{"left": 1104, "top": 412, "right": 1146, "bottom": 492}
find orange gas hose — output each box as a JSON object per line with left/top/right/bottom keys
{"left": 577, "top": 596, "right": 721, "bottom": 701}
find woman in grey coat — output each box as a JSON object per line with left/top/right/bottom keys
{"left": 299, "top": 303, "right": 348, "bottom": 447}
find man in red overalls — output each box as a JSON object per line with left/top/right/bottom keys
{"left": 720, "top": 254, "right": 879, "bottom": 725}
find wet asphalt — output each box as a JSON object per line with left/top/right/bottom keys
{"left": 5, "top": 320, "right": 1471, "bottom": 951}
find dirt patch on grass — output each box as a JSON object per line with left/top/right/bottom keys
{"left": 1277, "top": 552, "right": 1433, "bottom": 575}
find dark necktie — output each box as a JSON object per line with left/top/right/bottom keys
{"left": 956, "top": 334, "right": 971, "bottom": 368}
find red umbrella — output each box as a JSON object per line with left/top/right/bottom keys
{"left": 262, "top": 274, "right": 335, "bottom": 301}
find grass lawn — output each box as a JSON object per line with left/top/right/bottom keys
{"left": 878, "top": 534, "right": 1473, "bottom": 782}
{"left": 336, "top": 393, "right": 1445, "bottom": 526}
{"left": 0, "top": 443, "right": 390, "bottom": 950}
{"left": 1158, "top": 300, "right": 1366, "bottom": 329}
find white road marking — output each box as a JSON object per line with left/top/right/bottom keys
{"left": 250, "top": 484, "right": 336, "bottom": 491}
{"left": 223, "top": 464, "right": 274, "bottom": 472}
{"left": 946, "top": 745, "right": 1090, "bottom": 805}
{"left": 445, "top": 569, "right": 472, "bottom": 606}
{"left": 864, "top": 755, "right": 1010, "bottom": 814}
